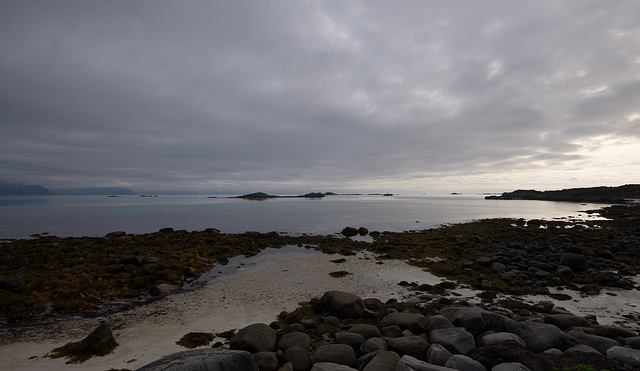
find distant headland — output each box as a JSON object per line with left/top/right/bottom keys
{"left": 486, "top": 184, "right": 640, "bottom": 203}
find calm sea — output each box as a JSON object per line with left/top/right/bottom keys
{"left": 0, "top": 194, "right": 608, "bottom": 240}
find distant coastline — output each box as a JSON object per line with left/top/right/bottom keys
{"left": 485, "top": 184, "right": 640, "bottom": 203}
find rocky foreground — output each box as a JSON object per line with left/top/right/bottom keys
{"left": 127, "top": 289, "right": 640, "bottom": 370}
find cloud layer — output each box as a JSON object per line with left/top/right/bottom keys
{"left": 1, "top": 1, "right": 639, "bottom": 193}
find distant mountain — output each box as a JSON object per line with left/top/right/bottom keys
{"left": 486, "top": 184, "right": 640, "bottom": 203}
{"left": 0, "top": 182, "right": 52, "bottom": 195}
{"left": 52, "top": 187, "right": 137, "bottom": 195}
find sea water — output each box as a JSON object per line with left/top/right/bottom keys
{"left": 0, "top": 194, "right": 608, "bottom": 240}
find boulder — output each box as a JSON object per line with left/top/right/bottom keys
{"left": 624, "top": 336, "right": 640, "bottom": 349}
{"left": 311, "top": 363, "right": 358, "bottom": 371}
{"left": 439, "top": 307, "right": 516, "bottom": 335}
{"left": 335, "top": 331, "right": 365, "bottom": 351}
{"left": 429, "top": 328, "right": 475, "bottom": 355}
{"left": 424, "top": 315, "right": 455, "bottom": 332}
{"left": 312, "top": 344, "right": 356, "bottom": 367}
{"left": 358, "top": 337, "right": 387, "bottom": 356}
{"left": 568, "top": 330, "right": 620, "bottom": 355}
{"left": 49, "top": 322, "right": 118, "bottom": 364}
{"left": 320, "top": 291, "right": 365, "bottom": 319}
{"left": 444, "top": 354, "right": 487, "bottom": 371}
{"left": 252, "top": 351, "right": 279, "bottom": 371}
{"left": 361, "top": 350, "right": 400, "bottom": 371}
{"left": 381, "top": 325, "right": 402, "bottom": 338}
{"left": 349, "top": 323, "right": 381, "bottom": 340}
{"left": 607, "top": 346, "right": 640, "bottom": 368}
{"left": 388, "top": 336, "right": 430, "bottom": 360}
{"left": 277, "top": 363, "right": 294, "bottom": 371}
{"left": 137, "top": 348, "right": 258, "bottom": 370}
{"left": 559, "top": 253, "right": 587, "bottom": 271}
{"left": 491, "top": 363, "right": 531, "bottom": 371}
{"left": 515, "top": 322, "right": 578, "bottom": 352}
{"left": 230, "top": 323, "right": 277, "bottom": 353}
{"left": 591, "top": 325, "right": 637, "bottom": 339}
{"left": 395, "top": 355, "right": 457, "bottom": 371}
{"left": 278, "top": 332, "right": 310, "bottom": 352}
{"left": 480, "top": 333, "right": 525, "bottom": 348}
{"left": 427, "top": 343, "right": 453, "bottom": 366}
{"left": 379, "top": 312, "right": 428, "bottom": 334}
{"left": 564, "top": 344, "right": 601, "bottom": 355}
{"left": 543, "top": 314, "right": 590, "bottom": 330}
{"left": 282, "top": 346, "right": 311, "bottom": 371}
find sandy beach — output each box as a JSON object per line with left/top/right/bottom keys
{"left": 0, "top": 246, "right": 443, "bottom": 370}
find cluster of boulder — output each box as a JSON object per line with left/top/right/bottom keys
{"left": 136, "top": 290, "right": 640, "bottom": 371}
{"left": 467, "top": 239, "right": 637, "bottom": 295}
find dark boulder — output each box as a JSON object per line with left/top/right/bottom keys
{"left": 137, "top": 348, "right": 257, "bottom": 370}
{"left": 320, "top": 291, "right": 365, "bottom": 319}
{"left": 49, "top": 323, "right": 118, "bottom": 364}
{"left": 559, "top": 253, "right": 587, "bottom": 272}
{"left": 230, "top": 323, "right": 277, "bottom": 353}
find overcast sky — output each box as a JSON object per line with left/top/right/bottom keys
{"left": 1, "top": 1, "right": 639, "bottom": 194}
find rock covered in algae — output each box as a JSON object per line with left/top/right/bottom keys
{"left": 49, "top": 322, "right": 118, "bottom": 363}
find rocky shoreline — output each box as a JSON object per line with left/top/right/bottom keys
{"left": 1, "top": 202, "right": 639, "bottom": 369}
{"left": 132, "top": 289, "right": 640, "bottom": 370}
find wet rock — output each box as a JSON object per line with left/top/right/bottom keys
{"left": 361, "top": 350, "right": 400, "bottom": 371}
{"left": 607, "top": 346, "right": 640, "bottom": 368}
{"left": 429, "top": 327, "right": 475, "bottom": 355}
{"left": 312, "top": 344, "right": 356, "bottom": 367}
{"left": 591, "top": 325, "right": 637, "bottom": 339}
{"left": 137, "top": 348, "right": 257, "bottom": 371}
{"left": 425, "top": 315, "right": 455, "bottom": 332}
{"left": 515, "top": 322, "right": 578, "bottom": 352}
{"left": 559, "top": 253, "right": 587, "bottom": 271}
{"left": 388, "top": 336, "right": 430, "bottom": 360}
{"left": 348, "top": 323, "right": 381, "bottom": 340}
{"left": 379, "top": 312, "right": 428, "bottom": 334}
{"left": 282, "top": 346, "right": 311, "bottom": 371}
{"left": 278, "top": 332, "right": 310, "bottom": 352}
{"left": 358, "top": 337, "right": 387, "bottom": 356}
{"left": 381, "top": 325, "right": 402, "bottom": 338}
{"left": 335, "top": 331, "right": 365, "bottom": 351}
{"left": 439, "top": 307, "right": 517, "bottom": 335}
{"left": 543, "top": 314, "right": 590, "bottom": 330}
{"left": 230, "top": 323, "right": 277, "bottom": 353}
{"left": 252, "top": 351, "right": 279, "bottom": 371}
{"left": 564, "top": 344, "right": 601, "bottom": 355}
{"left": 49, "top": 322, "right": 118, "bottom": 364}
{"left": 320, "top": 291, "right": 365, "bottom": 319}
{"left": 444, "top": 354, "right": 487, "bottom": 371}
{"left": 396, "top": 355, "right": 457, "bottom": 370}
{"left": 310, "top": 363, "right": 357, "bottom": 371}
{"left": 491, "top": 363, "right": 531, "bottom": 371}
{"left": 427, "top": 343, "right": 453, "bottom": 366}
{"left": 568, "top": 330, "right": 621, "bottom": 355}
{"left": 480, "top": 333, "right": 525, "bottom": 348}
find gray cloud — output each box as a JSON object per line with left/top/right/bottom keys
{"left": 1, "top": 0, "right": 639, "bottom": 193}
